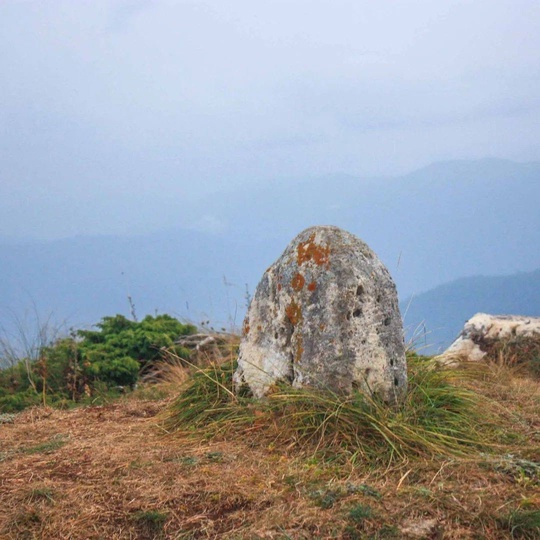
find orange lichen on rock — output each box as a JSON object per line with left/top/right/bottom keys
{"left": 291, "top": 273, "right": 305, "bottom": 291}
{"left": 297, "top": 233, "right": 330, "bottom": 266}
{"left": 308, "top": 281, "right": 317, "bottom": 291}
{"left": 243, "top": 319, "right": 250, "bottom": 336}
{"left": 285, "top": 301, "right": 302, "bottom": 326}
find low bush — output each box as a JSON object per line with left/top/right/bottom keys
{"left": 0, "top": 388, "right": 42, "bottom": 412}
{"left": 0, "top": 313, "right": 197, "bottom": 412}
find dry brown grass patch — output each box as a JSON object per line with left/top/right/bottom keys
{"left": 0, "top": 354, "right": 539, "bottom": 538}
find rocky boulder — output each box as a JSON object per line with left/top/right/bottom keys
{"left": 233, "top": 226, "right": 407, "bottom": 403}
{"left": 440, "top": 313, "right": 540, "bottom": 367}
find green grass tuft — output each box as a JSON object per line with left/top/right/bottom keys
{"left": 23, "top": 434, "right": 69, "bottom": 455}
{"left": 132, "top": 509, "right": 168, "bottom": 537}
{"left": 162, "top": 355, "right": 504, "bottom": 463}
{"left": 25, "top": 487, "right": 55, "bottom": 504}
{"left": 348, "top": 503, "right": 373, "bottom": 523}
{"left": 160, "top": 360, "right": 253, "bottom": 435}
{"left": 500, "top": 509, "right": 540, "bottom": 539}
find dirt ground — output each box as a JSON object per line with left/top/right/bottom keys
{"left": 1, "top": 389, "right": 539, "bottom": 539}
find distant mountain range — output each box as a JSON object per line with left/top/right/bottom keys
{"left": 176, "top": 157, "right": 540, "bottom": 296}
{"left": 1, "top": 158, "right": 539, "bottom": 353}
{"left": 401, "top": 268, "right": 540, "bottom": 354}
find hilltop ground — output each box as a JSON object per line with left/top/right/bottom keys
{"left": 0, "top": 360, "right": 539, "bottom": 539}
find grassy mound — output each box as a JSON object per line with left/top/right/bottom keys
{"left": 161, "top": 354, "right": 504, "bottom": 463}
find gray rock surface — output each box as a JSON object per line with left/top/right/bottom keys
{"left": 233, "top": 226, "right": 407, "bottom": 403}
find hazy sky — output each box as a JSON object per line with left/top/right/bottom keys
{"left": 1, "top": 0, "right": 539, "bottom": 239}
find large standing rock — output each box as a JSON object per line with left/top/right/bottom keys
{"left": 440, "top": 313, "right": 540, "bottom": 363}
{"left": 233, "top": 226, "right": 407, "bottom": 403}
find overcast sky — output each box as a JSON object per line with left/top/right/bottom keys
{"left": 1, "top": 0, "right": 539, "bottom": 239}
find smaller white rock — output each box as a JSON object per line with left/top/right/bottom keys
{"left": 439, "top": 313, "right": 540, "bottom": 362}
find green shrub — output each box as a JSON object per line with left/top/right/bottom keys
{"left": 0, "top": 359, "right": 38, "bottom": 394}
{"left": 0, "top": 388, "right": 42, "bottom": 412}
{"left": 77, "top": 314, "right": 195, "bottom": 389}
{"left": 78, "top": 314, "right": 195, "bottom": 371}
{"left": 85, "top": 356, "right": 140, "bottom": 387}
{"left": 0, "top": 313, "right": 197, "bottom": 411}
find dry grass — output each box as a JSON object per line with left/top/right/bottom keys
{"left": 0, "top": 353, "right": 539, "bottom": 539}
